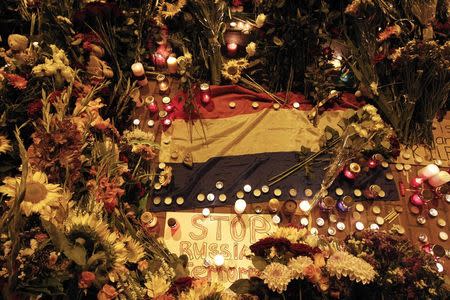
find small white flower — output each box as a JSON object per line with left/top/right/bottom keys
{"left": 255, "top": 14, "right": 267, "bottom": 28}
{"left": 246, "top": 42, "right": 256, "bottom": 57}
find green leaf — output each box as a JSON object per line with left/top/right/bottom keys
{"left": 229, "top": 279, "right": 253, "bottom": 294}
{"left": 252, "top": 256, "right": 267, "bottom": 271}
{"left": 41, "top": 220, "right": 87, "bottom": 266}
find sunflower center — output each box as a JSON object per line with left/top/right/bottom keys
{"left": 227, "top": 66, "right": 238, "bottom": 75}
{"left": 25, "top": 181, "right": 48, "bottom": 203}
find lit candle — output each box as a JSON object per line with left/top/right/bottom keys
{"left": 428, "top": 171, "right": 450, "bottom": 187}
{"left": 202, "top": 208, "right": 210, "bottom": 217}
{"left": 343, "top": 162, "right": 360, "bottom": 180}
{"left": 410, "top": 177, "right": 424, "bottom": 188}
{"left": 410, "top": 193, "right": 424, "bottom": 206}
{"left": 299, "top": 200, "right": 311, "bottom": 213}
{"left": 162, "top": 118, "right": 172, "bottom": 127}
{"left": 268, "top": 198, "right": 280, "bottom": 213}
{"left": 234, "top": 199, "right": 246, "bottom": 214}
{"left": 367, "top": 159, "right": 378, "bottom": 169}
{"left": 417, "top": 164, "right": 440, "bottom": 179}
{"left": 147, "top": 102, "right": 158, "bottom": 113}
{"left": 227, "top": 43, "right": 238, "bottom": 56}
{"left": 214, "top": 254, "right": 224, "bottom": 267}
{"left": 153, "top": 53, "right": 166, "bottom": 68}
{"left": 156, "top": 74, "right": 170, "bottom": 94}
{"left": 166, "top": 56, "right": 178, "bottom": 74}
{"left": 199, "top": 83, "right": 211, "bottom": 104}
{"left": 164, "top": 104, "right": 174, "bottom": 113}
{"left": 131, "top": 62, "right": 148, "bottom": 86}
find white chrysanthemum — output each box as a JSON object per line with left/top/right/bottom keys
{"left": 179, "top": 282, "right": 227, "bottom": 300}
{"left": 246, "top": 42, "right": 256, "bottom": 57}
{"left": 145, "top": 273, "right": 171, "bottom": 298}
{"left": 288, "top": 256, "right": 314, "bottom": 279}
{"left": 255, "top": 13, "right": 266, "bottom": 28}
{"left": 0, "top": 171, "right": 63, "bottom": 217}
{"left": 0, "top": 135, "right": 12, "bottom": 154}
{"left": 260, "top": 262, "right": 293, "bottom": 293}
{"left": 326, "top": 251, "right": 377, "bottom": 284}
{"left": 122, "top": 235, "right": 145, "bottom": 263}
{"left": 271, "top": 226, "right": 307, "bottom": 243}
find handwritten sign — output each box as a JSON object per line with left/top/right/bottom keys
{"left": 163, "top": 212, "right": 276, "bottom": 287}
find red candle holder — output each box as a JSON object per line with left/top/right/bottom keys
{"left": 410, "top": 193, "right": 424, "bottom": 206}
{"left": 343, "top": 162, "right": 361, "bottom": 180}
{"left": 164, "top": 104, "right": 174, "bottom": 113}
{"left": 147, "top": 102, "right": 158, "bottom": 113}
{"left": 367, "top": 159, "right": 378, "bottom": 169}
{"left": 199, "top": 83, "right": 211, "bottom": 104}
{"left": 162, "top": 118, "right": 172, "bottom": 127}
{"left": 227, "top": 42, "right": 238, "bottom": 56}
{"left": 410, "top": 177, "right": 424, "bottom": 188}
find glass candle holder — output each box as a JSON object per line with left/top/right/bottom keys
{"left": 410, "top": 193, "right": 424, "bottom": 206}
{"left": 319, "top": 196, "right": 335, "bottom": 212}
{"left": 268, "top": 198, "right": 280, "bottom": 213}
{"left": 227, "top": 42, "right": 238, "bottom": 56}
{"left": 167, "top": 217, "right": 179, "bottom": 233}
{"left": 364, "top": 184, "right": 381, "bottom": 199}
{"left": 343, "top": 162, "right": 361, "bottom": 180}
{"left": 410, "top": 177, "right": 424, "bottom": 188}
{"left": 367, "top": 159, "right": 378, "bottom": 169}
{"left": 157, "top": 74, "right": 170, "bottom": 94}
{"left": 200, "top": 83, "right": 212, "bottom": 104}
{"left": 337, "top": 195, "right": 354, "bottom": 212}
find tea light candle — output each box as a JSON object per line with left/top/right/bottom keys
{"left": 202, "top": 208, "right": 210, "bottom": 217}
{"left": 156, "top": 74, "right": 170, "bottom": 93}
{"left": 234, "top": 199, "right": 246, "bottom": 214}
{"left": 428, "top": 171, "right": 450, "bottom": 187}
{"left": 214, "top": 254, "right": 225, "bottom": 267}
{"left": 227, "top": 42, "right": 238, "bottom": 56}
{"left": 410, "top": 177, "right": 424, "bottom": 188}
{"left": 167, "top": 56, "right": 178, "bottom": 74}
{"left": 299, "top": 200, "right": 311, "bottom": 213}
{"left": 417, "top": 164, "right": 440, "bottom": 179}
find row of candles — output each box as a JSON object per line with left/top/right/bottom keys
{"left": 409, "top": 164, "right": 450, "bottom": 207}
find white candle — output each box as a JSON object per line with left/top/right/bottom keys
{"left": 167, "top": 56, "right": 178, "bottom": 74}
{"left": 227, "top": 43, "right": 238, "bottom": 56}
{"left": 214, "top": 254, "right": 224, "bottom": 267}
{"left": 428, "top": 171, "right": 450, "bottom": 187}
{"left": 131, "top": 62, "right": 147, "bottom": 86}
{"left": 299, "top": 200, "right": 311, "bottom": 212}
{"left": 131, "top": 62, "right": 145, "bottom": 77}
{"left": 234, "top": 199, "right": 246, "bottom": 214}
{"left": 202, "top": 208, "right": 210, "bottom": 217}
{"left": 417, "top": 164, "right": 440, "bottom": 179}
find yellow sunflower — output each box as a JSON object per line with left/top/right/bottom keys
{"left": 221, "top": 60, "right": 242, "bottom": 84}
{"left": 121, "top": 235, "right": 145, "bottom": 263}
{"left": 0, "top": 135, "right": 12, "bottom": 154}
{"left": 0, "top": 171, "right": 63, "bottom": 217}
{"left": 65, "top": 211, "right": 127, "bottom": 273}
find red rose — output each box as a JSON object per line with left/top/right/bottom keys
{"left": 289, "top": 243, "right": 321, "bottom": 257}
{"left": 97, "top": 284, "right": 118, "bottom": 300}
{"left": 167, "top": 276, "right": 193, "bottom": 296}
{"left": 78, "top": 271, "right": 96, "bottom": 289}
{"left": 249, "top": 237, "right": 291, "bottom": 256}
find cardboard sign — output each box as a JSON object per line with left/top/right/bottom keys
{"left": 163, "top": 212, "right": 276, "bottom": 287}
